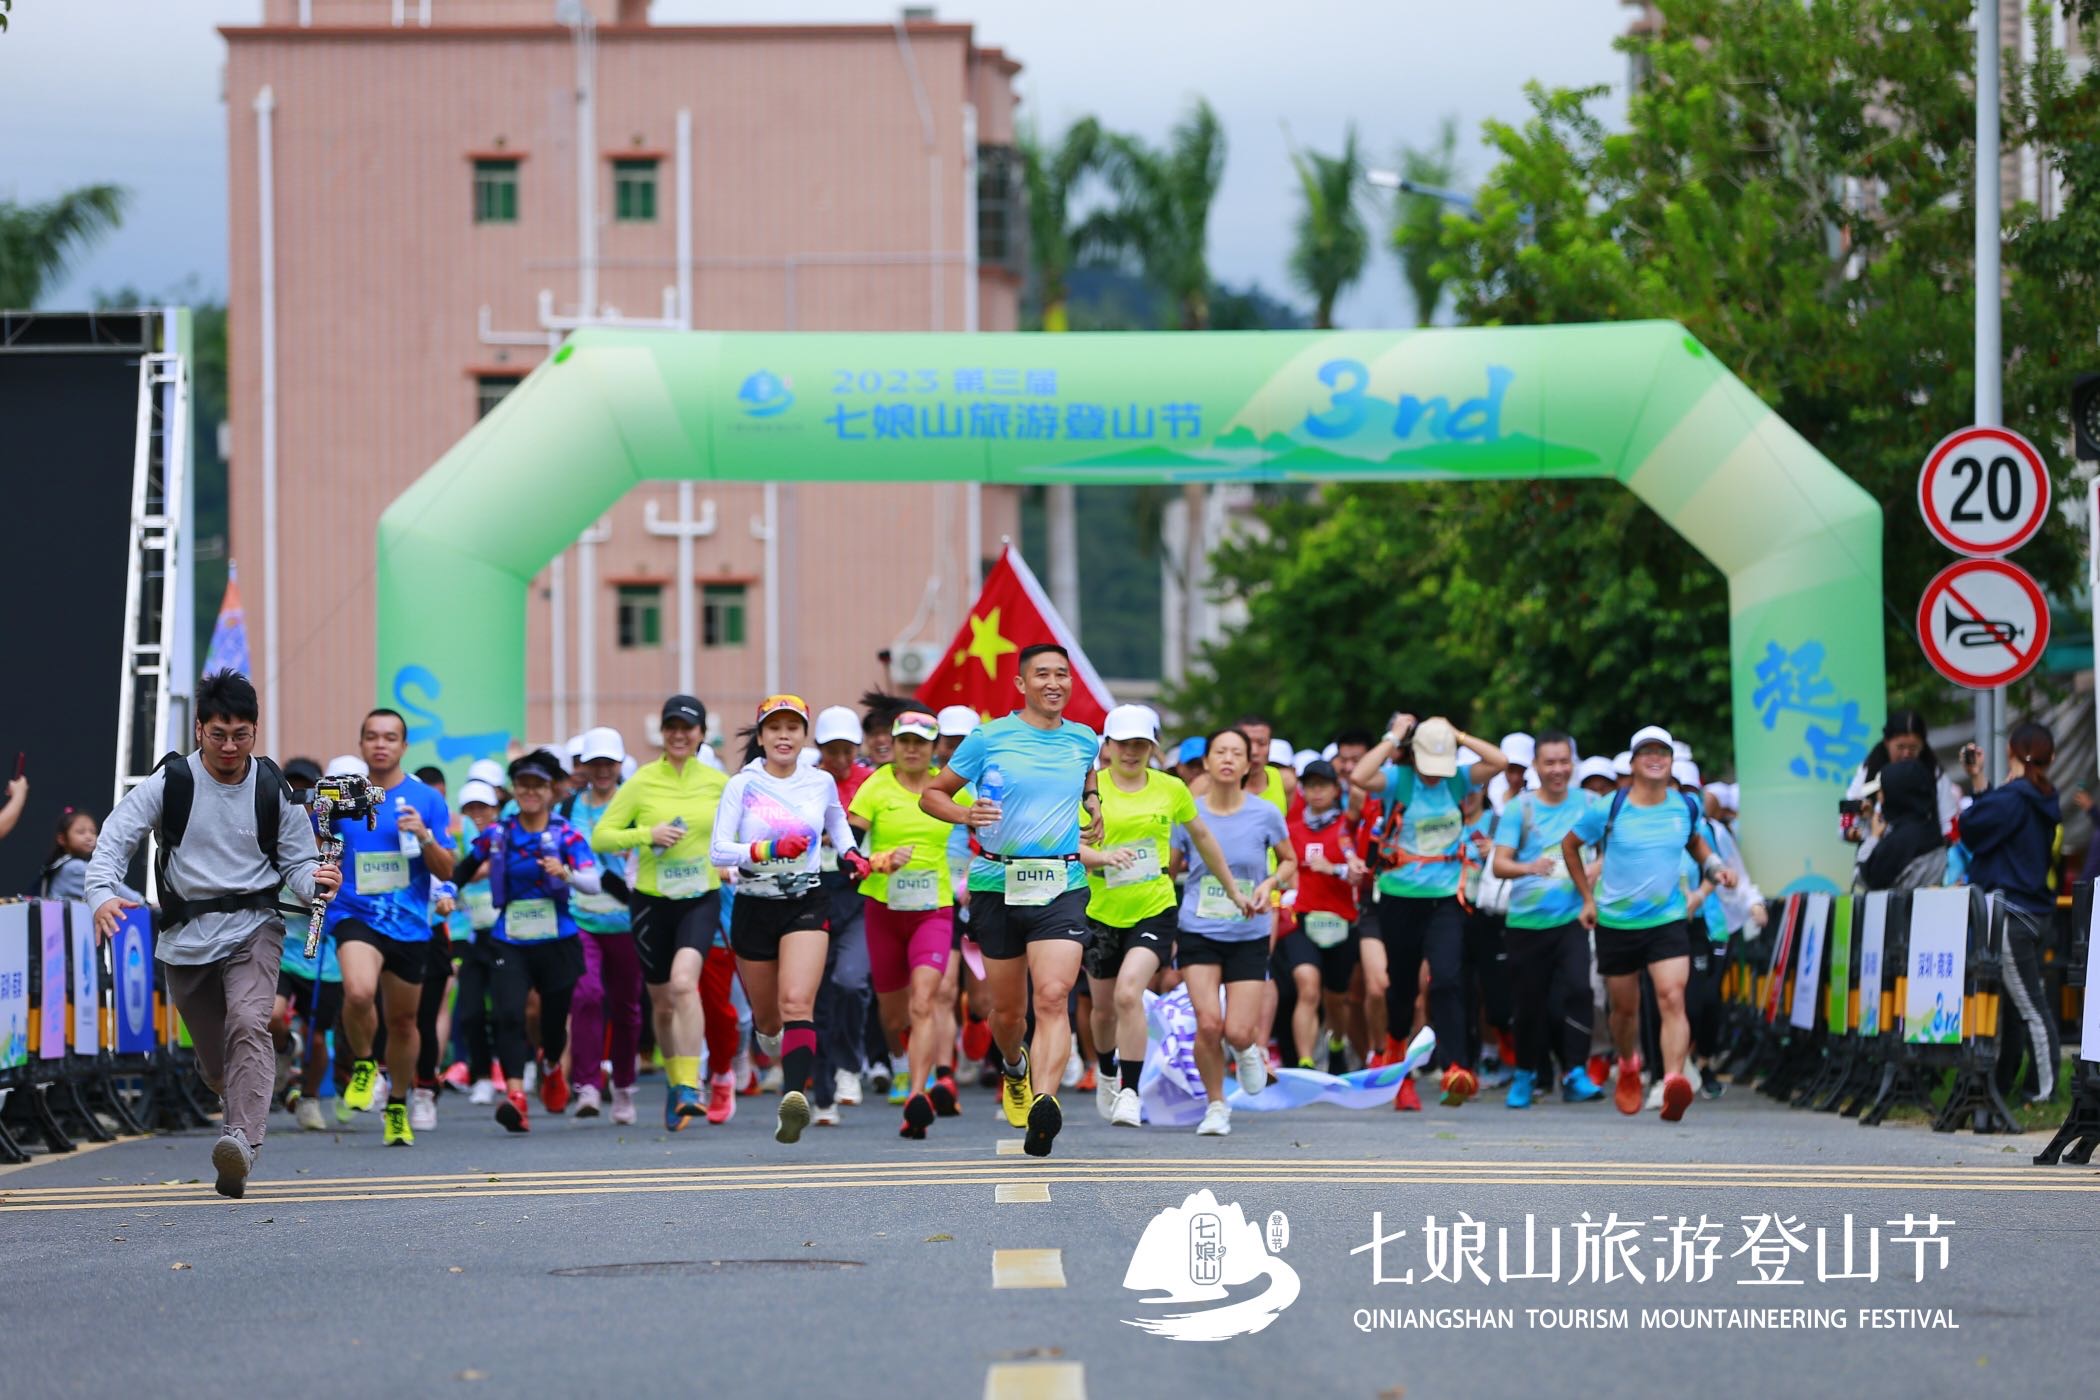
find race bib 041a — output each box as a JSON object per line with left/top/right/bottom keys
{"left": 1003, "top": 859, "right": 1065, "bottom": 908}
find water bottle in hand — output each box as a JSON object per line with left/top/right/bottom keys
{"left": 396, "top": 799, "right": 419, "bottom": 856}
{"left": 979, "top": 765, "right": 1006, "bottom": 828}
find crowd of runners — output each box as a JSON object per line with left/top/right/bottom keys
{"left": 83, "top": 647, "right": 1802, "bottom": 1193}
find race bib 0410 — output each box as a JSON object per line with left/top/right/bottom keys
{"left": 887, "top": 868, "right": 940, "bottom": 912}
{"left": 1103, "top": 843, "right": 1164, "bottom": 889}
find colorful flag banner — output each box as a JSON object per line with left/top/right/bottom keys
{"left": 913, "top": 542, "right": 1113, "bottom": 730}
{"left": 203, "top": 563, "right": 251, "bottom": 679}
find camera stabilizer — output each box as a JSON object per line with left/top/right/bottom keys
{"left": 304, "top": 773, "right": 382, "bottom": 958}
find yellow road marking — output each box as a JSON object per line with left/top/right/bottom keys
{"left": 0, "top": 1136, "right": 143, "bottom": 1179}
{"left": 995, "top": 1139, "right": 1025, "bottom": 1156}
{"left": 996, "top": 1182, "right": 1051, "bottom": 1203}
{"left": 992, "top": 1248, "right": 1065, "bottom": 1289}
{"left": 984, "top": 1361, "right": 1085, "bottom": 1400}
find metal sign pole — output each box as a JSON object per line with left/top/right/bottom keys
{"left": 1975, "top": 0, "right": 2005, "bottom": 784}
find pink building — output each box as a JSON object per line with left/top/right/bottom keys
{"left": 223, "top": 0, "right": 1024, "bottom": 763}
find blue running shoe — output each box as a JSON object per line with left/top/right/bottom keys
{"left": 666, "top": 1083, "right": 703, "bottom": 1131}
{"left": 1505, "top": 1068, "right": 1536, "bottom": 1109}
{"left": 1561, "top": 1066, "right": 1606, "bottom": 1103}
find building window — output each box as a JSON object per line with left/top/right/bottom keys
{"left": 977, "top": 144, "right": 1024, "bottom": 273}
{"left": 613, "top": 158, "right": 658, "bottom": 222}
{"left": 474, "top": 159, "right": 520, "bottom": 223}
{"left": 703, "top": 584, "right": 746, "bottom": 648}
{"left": 475, "top": 375, "right": 521, "bottom": 419}
{"left": 617, "top": 584, "right": 663, "bottom": 648}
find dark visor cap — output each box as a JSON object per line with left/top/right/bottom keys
{"left": 661, "top": 694, "right": 706, "bottom": 728}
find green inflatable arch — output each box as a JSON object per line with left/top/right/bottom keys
{"left": 378, "top": 321, "right": 1881, "bottom": 893}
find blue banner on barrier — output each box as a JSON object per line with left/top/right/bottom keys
{"left": 0, "top": 904, "right": 27, "bottom": 1070}
{"left": 70, "top": 904, "right": 97, "bottom": 1054}
{"left": 113, "top": 908, "right": 155, "bottom": 1056}
{"left": 38, "top": 902, "right": 66, "bottom": 1061}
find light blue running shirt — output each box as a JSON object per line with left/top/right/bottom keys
{"left": 1569, "top": 792, "right": 1712, "bottom": 930}
{"left": 944, "top": 715, "right": 1100, "bottom": 895}
{"left": 1373, "top": 766, "right": 1473, "bottom": 900}
{"left": 1493, "top": 791, "right": 1597, "bottom": 931}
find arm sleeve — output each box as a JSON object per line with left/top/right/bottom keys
{"left": 275, "top": 784, "right": 323, "bottom": 903}
{"left": 822, "top": 777, "right": 858, "bottom": 855}
{"left": 563, "top": 830, "right": 603, "bottom": 895}
{"left": 590, "top": 778, "right": 648, "bottom": 854}
{"left": 452, "top": 827, "right": 494, "bottom": 885}
{"left": 709, "top": 774, "right": 752, "bottom": 867}
{"left": 86, "top": 770, "right": 164, "bottom": 908}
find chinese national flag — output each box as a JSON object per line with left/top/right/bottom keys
{"left": 914, "top": 543, "right": 1115, "bottom": 731}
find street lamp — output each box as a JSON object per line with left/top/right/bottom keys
{"left": 1365, "top": 168, "right": 1531, "bottom": 226}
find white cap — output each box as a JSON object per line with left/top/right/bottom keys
{"left": 1524, "top": 767, "right": 1541, "bottom": 790}
{"left": 1321, "top": 741, "right": 1338, "bottom": 761}
{"left": 565, "top": 733, "right": 588, "bottom": 765}
{"left": 1411, "top": 717, "right": 1460, "bottom": 779}
{"left": 1672, "top": 739, "right": 1693, "bottom": 763}
{"left": 1499, "top": 732, "right": 1536, "bottom": 767}
{"left": 694, "top": 746, "right": 720, "bottom": 772}
{"left": 1628, "top": 725, "right": 1675, "bottom": 756}
{"left": 797, "top": 746, "right": 821, "bottom": 768}
{"left": 1611, "top": 750, "right": 1633, "bottom": 777}
{"left": 813, "top": 705, "right": 862, "bottom": 747}
{"left": 1576, "top": 756, "right": 1619, "bottom": 785}
{"left": 1704, "top": 780, "right": 1739, "bottom": 812}
{"left": 325, "top": 754, "right": 369, "bottom": 778}
{"left": 1671, "top": 759, "right": 1702, "bottom": 789}
{"left": 1268, "top": 737, "right": 1294, "bottom": 768}
{"left": 467, "top": 759, "right": 507, "bottom": 789}
{"left": 1102, "top": 704, "right": 1160, "bottom": 745}
{"left": 1293, "top": 748, "right": 1319, "bottom": 774}
{"left": 458, "top": 779, "right": 501, "bottom": 809}
{"left": 577, "top": 726, "right": 626, "bottom": 764}
{"left": 936, "top": 704, "right": 980, "bottom": 738}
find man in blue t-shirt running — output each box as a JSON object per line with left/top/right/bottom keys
{"left": 1563, "top": 725, "right": 1734, "bottom": 1125}
{"left": 921, "top": 644, "right": 1105, "bottom": 1159}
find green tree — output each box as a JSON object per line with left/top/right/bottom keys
{"left": 1287, "top": 125, "right": 1370, "bottom": 328}
{"left": 1016, "top": 117, "right": 1104, "bottom": 333}
{"left": 0, "top": 184, "right": 126, "bottom": 308}
{"left": 1081, "top": 98, "right": 1227, "bottom": 330}
{"left": 1173, "top": 0, "right": 2100, "bottom": 768}
{"left": 1390, "top": 117, "right": 1461, "bottom": 326}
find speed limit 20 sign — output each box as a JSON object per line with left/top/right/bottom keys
{"left": 1916, "top": 426, "right": 2051, "bottom": 557}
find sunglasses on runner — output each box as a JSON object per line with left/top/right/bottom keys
{"left": 755, "top": 694, "right": 812, "bottom": 726}
{"left": 891, "top": 712, "right": 939, "bottom": 740}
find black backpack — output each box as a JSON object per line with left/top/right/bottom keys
{"left": 152, "top": 750, "right": 291, "bottom": 927}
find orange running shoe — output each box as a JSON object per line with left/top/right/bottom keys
{"left": 1588, "top": 1054, "right": 1612, "bottom": 1091}
{"left": 1393, "top": 1076, "right": 1422, "bottom": 1111}
{"left": 1613, "top": 1057, "right": 1645, "bottom": 1116}
{"left": 706, "top": 1072, "right": 737, "bottom": 1125}
{"left": 495, "top": 1087, "right": 531, "bottom": 1133}
{"left": 540, "top": 1065, "right": 570, "bottom": 1114}
{"left": 1440, "top": 1066, "right": 1477, "bottom": 1107}
{"left": 962, "top": 1020, "right": 993, "bottom": 1063}
{"left": 1659, "top": 1073, "right": 1694, "bottom": 1122}
{"left": 1077, "top": 1066, "right": 1097, "bottom": 1093}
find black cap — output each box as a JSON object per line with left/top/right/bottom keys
{"left": 661, "top": 694, "right": 706, "bottom": 727}
{"left": 283, "top": 756, "right": 323, "bottom": 785}
{"left": 1300, "top": 759, "right": 1340, "bottom": 785}
{"left": 507, "top": 748, "right": 567, "bottom": 784}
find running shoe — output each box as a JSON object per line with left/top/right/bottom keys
{"left": 441, "top": 1061, "right": 471, "bottom": 1092}
{"left": 1393, "top": 1076, "right": 1422, "bottom": 1112}
{"left": 540, "top": 1065, "right": 570, "bottom": 1114}
{"left": 1645, "top": 1079, "right": 1666, "bottom": 1112}
{"left": 1077, "top": 1065, "right": 1097, "bottom": 1095}
{"left": 900, "top": 1092, "right": 935, "bottom": 1140}
{"left": 834, "top": 1069, "right": 863, "bottom": 1106}
{"left": 887, "top": 1074, "right": 910, "bottom": 1106}
{"left": 1699, "top": 1066, "right": 1728, "bottom": 1100}
{"left": 211, "top": 1129, "right": 253, "bottom": 1199}
{"left": 496, "top": 1088, "right": 530, "bottom": 1133}
{"left": 1096, "top": 1071, "right": 1120, "bottom": 1121}
{"left": 1561, "top": 1067, "right": 1606, "bottom": 1103}
{"left": 1439, "top": 1066, "right": 1477, "bottom": 1107}
{"left": 1196, "top": 1100, "right": 1232, "bottom": 1136}
{"left": 706, "top": 1072, "right": 737, "bottom": 1125}
{"left": 409, "top": 1086, "right": 438, "bottom": 1132}
{"left": 573, "top": 1084, "right": 603, "bottom": 1119}
{"left": 812, "top": 1102, "right": 842, "bottom": 1127}
{"left": 1588, "top": 1054, "right": 1613, "bottom": 1091}
{"left": 1110, "top": 1087, "right": 1143, "bottom": 1128}
{"left": 295, "top": 1097, "right": 327, "bottom": 1132}
{"left": 1235, "top": 1044, "right": 1268, "bottom": 1098}
{"left": 344, "top": 1058, "right": 380, "bottom": 1112}
{"left": 383, "top": 1100, "right": 414, "bottom": 1146}
{"left": 282, "top": 1083, "right": 303, "bottom": 1116}
{"left": 335, "top": 1095, "right": 355, "bottom": 1125}
{"left": 468, "top": 1078, "right": 499, "bottom": 1106}
{"left": 610, "top": 1085, "right": 638, "bottom": 1125}
{"left": 1327, "top": 1035, "right": 1350, "bottom": 1077}
{"left": 1613, "top": 1057, "right": 1645, "bottom": 1116}
{"left": 961, "top": 1020, "right": 993, "bottom": 1063}
{"left": 929, "top": 1072, "right": 961, "bottom": 1118}
{"left": 1505, "top": 1068, "right": 1536, "bottom": 1110}
{"left": 522, "top": 1060, "right": 538, "bottom": 1095}
{"left": 666, "top": 1083, "right": 703, "bottom": 1131}
{"left": 1023, "top": 1093, "right": 1062, "bottom": 1157}
{"left": 1659, "top": 1072, "right": 1694, "bottom": 1123}
{"left": 1000, "top": 1049, "right": 1033, "bottom": 1128}
{"left": 775, "top": 1090, "right": 812, "bottom": 1144}
{"left": 759, "top": 1063, "right": 784, "bottom": 1094}
{"left": 1061, "top": 1047, "right": 1084, "bottom": 1089}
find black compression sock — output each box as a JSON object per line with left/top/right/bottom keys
{"left": 935, "top": 1064, "right": 955, "bottom": 1081}
{"left": 1096, "top": 1051, "right": 1117, "bottom": 1077}
{"left": 1120, "top": 1059, "right": 1142, "bottom": 1093}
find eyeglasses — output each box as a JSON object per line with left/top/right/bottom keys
{"left": 200, "top": 728, "right": 256, "bottom": 748}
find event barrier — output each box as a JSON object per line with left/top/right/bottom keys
{"left": 0, "top": 899, "right": 200, "bottom": 1162}
{"left": 2035, "top": 880, "right": 2098, "bottom": 1164}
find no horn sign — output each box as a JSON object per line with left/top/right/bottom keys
{"left": 1915, "top": 558, "right": 2050, "bottom": 689}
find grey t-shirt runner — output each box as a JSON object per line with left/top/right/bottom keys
{"left": 1171, "top": 796, "right": 1287, "bottom": 942}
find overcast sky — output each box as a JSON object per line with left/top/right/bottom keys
{"left": 0, "top": 0, "right": 1629, "bottom": 327}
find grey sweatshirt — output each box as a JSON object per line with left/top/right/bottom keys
{"left": 86, "top": 753, "right": 323, "bottom": 966}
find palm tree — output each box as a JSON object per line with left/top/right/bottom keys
{"left": 1287, "top": 125, "right": 1370, "bottom": 329}
{"left": 1391, "top": 118, "right": 1460, "bottom": 326}
{"left": 1081, "top": 98, "right": 1227, "bottom": 330}
{"left": 1080, "top": 99, "right": 1228, "bottom": 681}
{"left": 1017, "top": 117, "right": 1103, "bottom": 334}
{"left": 0, "top": 184, "right": 127, "bottom": 309}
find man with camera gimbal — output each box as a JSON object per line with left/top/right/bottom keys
{"left": 88, "top": 671, "right": 342, "bottom": 1198}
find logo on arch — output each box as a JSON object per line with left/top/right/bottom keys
{"left": 1121, "top": 1189, "right": 1300, "bottom": 1341}
{"left": 738, "top": 370, "right": 795, "bottom": 418}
